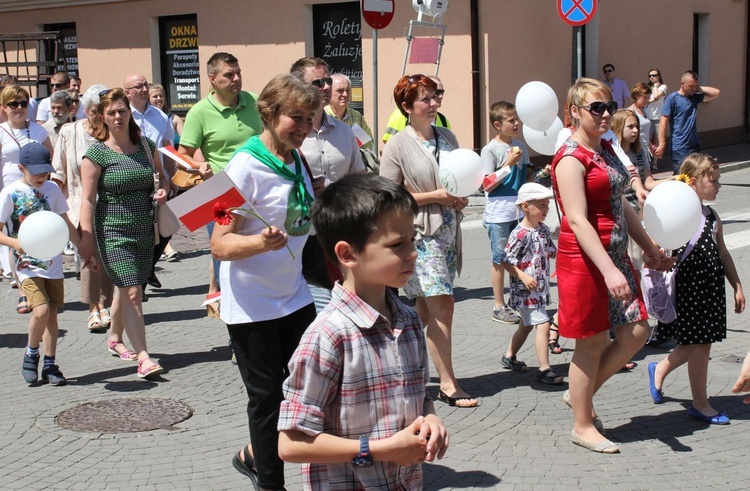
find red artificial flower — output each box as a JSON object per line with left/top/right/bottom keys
{"left": 213, "top": 202, "right": 234, "bottom": 226}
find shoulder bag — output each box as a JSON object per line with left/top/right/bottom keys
{"left": 142, "top": 136, "right": 181, "bottom": 239}
{"left": 640, "top": 211, "right": 706, "bottom": 323}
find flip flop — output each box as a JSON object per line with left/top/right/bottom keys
{"left": 231, "top": 446, "right": 260, "bottom": 490}
{"left": 17, "top": 296, "right": 30, "bottom": 314}
{"left": 436, "top": 390, "right": 479, "bottom": 408}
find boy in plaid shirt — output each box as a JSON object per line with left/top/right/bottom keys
{"left": 278, "top": 174, "right": 449, "bottom": 490}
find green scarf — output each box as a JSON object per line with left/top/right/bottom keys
{"left": 235, "top": 136, "right": 313, "bottom": 236}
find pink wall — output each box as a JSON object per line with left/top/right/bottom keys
{"left": 2, "top": 0, "right": 746, "bottom": 153}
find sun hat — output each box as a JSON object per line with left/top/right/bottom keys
{"left": 515, "top": 182, "right": 554, "bottom": 205}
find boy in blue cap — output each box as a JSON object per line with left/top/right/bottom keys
{"left": 0, "top": 142, "right": 78, "bottom": 385}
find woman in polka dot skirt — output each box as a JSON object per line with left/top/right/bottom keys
{"left": 648, "top": 153, "right": 745, "bottom": 424}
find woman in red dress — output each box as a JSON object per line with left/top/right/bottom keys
{"left": 551, "top": 78, "right": 668, "bottom": 453}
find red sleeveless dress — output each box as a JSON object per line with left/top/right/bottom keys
{"left": 551, "top": 139, "right": 647, "bottom": 339}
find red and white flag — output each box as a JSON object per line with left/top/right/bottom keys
{"left": 351, "top": 124, "right": 372, "bottom": 148}
{"left": 158, "top": 145, "right": 202, "bottom": 170}
{"left": 166, "top": 171, "right": 245, "bottom": 232}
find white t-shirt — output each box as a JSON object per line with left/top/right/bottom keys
{"left": 0, "top": 122, "right": 50, "bottom": 187}
{"left": 36, "top": 96, "right": 86, "bottom": 123}
{"left": 481, "top": 138, "right": 529, "bottom": 223}
{"left": 219, "top": 151, "right": 313, "bottom": 324}
{"left": 645, "top": 84, "right": 668, "bottom": 121}
{"left": 0, "top": 179, "right": 68, "bottom": 281}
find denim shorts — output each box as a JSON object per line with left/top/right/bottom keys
{"left": 517, "top": 306, "right": 550, "bottom": 327}
{"left": 483, "top": 219, "right": 518, "bottom": 265}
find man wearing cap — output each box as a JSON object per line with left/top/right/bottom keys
{"left": 0, "top": 142, "right": 79, "bottom": 386}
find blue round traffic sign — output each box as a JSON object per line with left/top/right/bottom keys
{"left": 557, "top": 0, "right": 598, "bottom": 27}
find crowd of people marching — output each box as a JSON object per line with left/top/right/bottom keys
{"left": 1, "top": 55, "right": 749, "bottom": 489}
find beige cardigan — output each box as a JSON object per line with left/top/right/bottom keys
{"left": 380, "top": 125, "right": 463, "bottom": 272}
{"left": 51, "top": 120, "right": 97, "bottom": 227}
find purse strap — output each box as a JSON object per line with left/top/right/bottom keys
{"left": 677, "top": 208, "right": 707, "bottom": 265}
{"left": 140, "top": 135, "right": 159, "bottom": 194}
{"left": 0, "top": 123, "right": 22, "bottom": 148}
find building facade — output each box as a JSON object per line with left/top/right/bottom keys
{"left": 1, "top": 0, "right": 746, "bottom": 154}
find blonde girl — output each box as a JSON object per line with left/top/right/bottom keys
{"left": 647, "top": 153, "right": 745, "bottom": 424}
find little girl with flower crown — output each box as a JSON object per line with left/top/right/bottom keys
{"left": 647, "top": 153, "right": 745, "bottom": 424}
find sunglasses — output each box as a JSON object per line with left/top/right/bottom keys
{"left": 310, "top": 77, "right": 332, "bottom": 88}
{"left": 435, "top": 89, "right": 445, "bottom": 96}
{"left": 51, "top": 83, "right": 67, "bottom": 88}
{"left": 603, "top": 69, "right": 614, "bottom": 74}
{"left": 578, "top": 101, "right": 618, "bottom": 117}
{"left": 6, "top": 100, "right": 29, "bottom": 109}
{"left": 649, "top": 74, "right": 659, "bottom": 78}
{"left": 408, "top": 74, "right": 425, "bottom": 85}
{"left": 126, "top": 82, "right": 149, "bottom": 91}
{"left": 98, "top": 88, "right": 113, "bottom": 97}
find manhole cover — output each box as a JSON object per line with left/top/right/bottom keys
{"left": 56, "top": 398, "right": 193, "bottom": 433}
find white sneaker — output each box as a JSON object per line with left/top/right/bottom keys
{"left": 63, "top": 241, "right": 75, "bottom": 256}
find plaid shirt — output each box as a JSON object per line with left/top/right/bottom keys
{"left": 324, "top": 106, "right": 375, "bottom": 152}
{"left": 279, "top": 283, "right": 430, "bottom": 490}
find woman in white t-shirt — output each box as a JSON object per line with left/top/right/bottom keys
{"left": 210, "top": 74, "right": 321, "bottom": 490}
{"left": 644, "top": 68, "right": 667, "bottom": 143}
{"left": 1, "top": 85, "right": 54, "bottom": 189}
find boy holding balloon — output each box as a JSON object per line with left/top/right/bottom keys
{"left": 480, "top": 101, "right": 529, "bottom": 325}
{"left": 0, "top": 142, "right": 78, "bottom": 386}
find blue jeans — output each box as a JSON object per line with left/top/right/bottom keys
{"left": 483, "top": 220, "right": 518, "bottom": 265}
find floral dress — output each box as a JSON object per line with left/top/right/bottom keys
{"left": 551, "top": 139, "right": 648, "bottom": 338}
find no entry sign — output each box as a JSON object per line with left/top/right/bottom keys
{"left": 557, "top": 0, "right": 598, "bottom": 27}
{"left": 362, "top": 0, "right": 394, "bottom": 30}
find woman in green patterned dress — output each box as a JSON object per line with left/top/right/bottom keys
{"left": 78, "top": 88, "right": 169, "bottom": 380}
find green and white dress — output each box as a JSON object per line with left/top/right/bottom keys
{"left": 84, "top": 138, "right": 155, "bottom": 287}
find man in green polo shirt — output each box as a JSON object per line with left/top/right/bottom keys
{"left": 178, "top": 52, "right": 263, "bottom": 323}
{"left": 179, "top": 52, "right": 263, "bottom": 175}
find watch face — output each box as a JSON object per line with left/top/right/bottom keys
{"left": 352, "top": 457, "right": 373, "bottom": 468}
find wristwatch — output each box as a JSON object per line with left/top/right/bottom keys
{"left": 351, "top": 436, "right": 373, "bottom": 468}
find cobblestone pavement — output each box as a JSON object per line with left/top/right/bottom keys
{"left": 0, "top": 146, "right": 749, "bottom": 490}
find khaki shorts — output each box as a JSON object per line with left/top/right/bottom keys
{"left": 21, "top": 277, "right": 65, "bottom": 310}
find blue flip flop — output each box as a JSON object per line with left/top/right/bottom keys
{"left": 648, "top": 362, "right": 663, "bottom": 404}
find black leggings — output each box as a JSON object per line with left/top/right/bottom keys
{"left": 227, "top": 303, "right": 316, "bottom": 489}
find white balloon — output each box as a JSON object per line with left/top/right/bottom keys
{"left": 439, "top": 148, "right": 484, "bottom": 198}
{"left": 522, "top": 117, "right": 564, "bottom": 156}
{"left": 515, "top": 81, "right": 559, "bottom": 131}
{"left": 643, "top": 181, "right": 702, "bottom": 250}
{"left": 17, "top": 210, "right": 69, "bottom": 261}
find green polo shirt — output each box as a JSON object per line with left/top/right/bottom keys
{"left": 180, "top": 90, "right": 263, "bottom": 173}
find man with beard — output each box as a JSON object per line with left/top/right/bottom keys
{"left": 41, "top": 90, "right": 72, "bottom": 148}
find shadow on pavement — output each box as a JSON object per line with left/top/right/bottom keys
{"left": 424, "top": 463, "right": 501, "bottom": 489}
{"left": 67, "top": 346, "right": 231, "bottom": 390}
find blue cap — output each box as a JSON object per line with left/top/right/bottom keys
{"left": 19, "top": 142, "right": 54, "bottom": 175}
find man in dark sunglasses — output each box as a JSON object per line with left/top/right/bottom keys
{"left": 290, "top": 56, "right": 366, "bottom": 313}
{"left": 601, "top": 64, "right": 628, "bottom": 112}
{"left": 36, "top": 72, "right": 83, "bottom": 124}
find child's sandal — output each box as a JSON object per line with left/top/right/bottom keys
{"left": 548, "top": 321, "right": 562, "bottom": 354}
{"left": 501, "top": 354, "right": 529, "bottom": 372}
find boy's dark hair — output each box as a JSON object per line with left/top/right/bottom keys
{"left": 312, "top": 174, "right": 418, "bottom": 262}
{"left": 489, "top": 101, "right": 516, "bottom": 125}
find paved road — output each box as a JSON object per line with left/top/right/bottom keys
{"left": 1, "top": 157, "right": 749, "bottom": 490}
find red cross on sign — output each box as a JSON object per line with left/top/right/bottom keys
{"left": 557, "top": 0, "right": 598, "bottom": 27}
{"left": 362, "top": 0, "right": 394, "bottom": 30}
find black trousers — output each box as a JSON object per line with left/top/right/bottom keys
{"left": 227, "top": 303, "right": 316, "bottom": 489}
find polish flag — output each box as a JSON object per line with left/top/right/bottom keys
{"left": 166, "top": 171, "right": 246, "bottom": 232}
{"left": 350, "top": 124, "right": 372, "bottom": 148}
{"left": 158, "top": 145, "right": 202, "bottom": 170}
